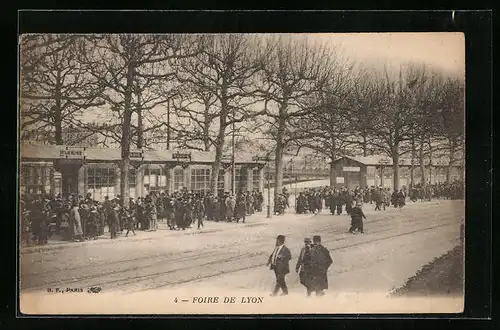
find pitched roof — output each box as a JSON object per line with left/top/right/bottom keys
{"left": 330, "top": 155, "right": 458, "bottom": 167}
{"left": 20, "top": 144, "right": 262, "bottom": 164}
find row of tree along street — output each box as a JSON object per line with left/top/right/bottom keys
{"left": 20, "top": 34, "right": 464, "bottom": 208}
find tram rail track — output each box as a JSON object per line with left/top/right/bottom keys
{"left": 23, "top": 215, "right": 458, "bottom": 293}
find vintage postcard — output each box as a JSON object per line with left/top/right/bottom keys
{"left": 18, "top": 32, "right": 465, "bottom": 315}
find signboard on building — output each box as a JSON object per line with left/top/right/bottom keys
{"left": 343, "top": 166, "right": 360, "bottom": 172}
{"left": 130, "top": 150, "right": 144, "bottom": 160}
{"left": 59, "top": 147, "right": 85, "bottom": 159}
{"left": 173, "top": 152, "right": 191, "bottom": 160}
{"left": 336, "top": 177, "right": 345, "bottom": 183}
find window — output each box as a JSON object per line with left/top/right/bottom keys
{"left": 144, "top": 166, "right": 169, "bottom": 194}
{"left": 253, "top": 168, "right": 261, "bottom": 192}
{"left": 129, "top": 168, "right": 136, "bottom": 199}
{"left": 173, "top": 168, "right": 185, "bottom": 191}
{"left": 235, "top": 167, "right": 248, "bottom": 194}
{"left": 191, "top": 168, "right": 211, "bottom": 192}
{"left": 86, "top": 166, "right": 116, "bottom": 201}
{"left": 217, "top": 169, "right": 225, "bottom": 193}
{"left": 21, "top": 164, "right": 52, "bottom": 196}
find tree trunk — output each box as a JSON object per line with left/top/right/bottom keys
{"left": 54, "top": 70, "right": 63, "bottom": 145}
{"left": 392, "top": 145, "right": 400, "bottom": 190}
{"left": 166, "top": 99, "right": 171, "bottom": 150}
{"left": 210, "top": 108, "right": 227, "bottom": 197}
{"left": 362, "top": 132, "right": 368, "bottom": 157}
{"left": 329, "top": 162, "right": 336, "bottom": 187}
{"left": 210, "top": 146, "right": 222, "bottom": 197}
{"left": 329, "top": 137, "right": 336, "bottom": 187}
{"left": 120, "top": 64, "right": 134, "bottom": 209}
{"left": 204, "top": 103, "right": 211, "bottom": 151}
{"left": 446, "top": 138, "right": 456, "bottom": 184}
{"left": 53, "top": 104, "right": 63, "bottom": 145}
{"left": 136, "top": 88, "right": 143, "bottom": 149}
{"left": 410, "top": 136, "right": 416, "bottom": 190}
{"left": 419, "top": 137, "right": 426, "bottom": 187}
{"left": 274, "top": 106, "right": 286, "bottom": 197}
{"left": 274, "top": 143, "right": 284, "bottom": 198}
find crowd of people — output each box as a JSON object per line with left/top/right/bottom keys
{"left": 295, "top": 186, "right": 406, "bottom": 216}
{"left": 294, "top": 180, "right": 465, "bottom": 216}
{"left": 20, "top": 188, "right": 265, "bottom": 246}
{"left": 20, "top": 180, "right": 463, "bottom": 246}
{"left": 409, "top": 181, "right": 465, "bottom": 201}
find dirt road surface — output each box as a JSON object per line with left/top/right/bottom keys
{"left": 20, "top": 200, "right": 464, "bottom": 314}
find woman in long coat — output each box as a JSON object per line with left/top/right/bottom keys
{"left": 234, "top": 194, "right": 246, "bottom": 223}
{"left": 246, "top": 193, "right": 254, "bottom": 216}
{"left": 225, "top": 195, "right": 235, "bottom": 221}
{"left": 70, "top": 202, "right": 84, "bottom": 242}
{"left": 108, "top": 203, "right": 119, "bottom": 239}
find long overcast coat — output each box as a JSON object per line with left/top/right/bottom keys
{"left": 70, "top": 206, "right": 83, "bottom": 237}
{"left": 309, "top": 244, "right": 333, "bottom": 291}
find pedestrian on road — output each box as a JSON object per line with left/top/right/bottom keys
{"left": 70, "top": 201, "right": 84, "bottom": 242}
{"left": 349, "top": 202, "right": 366, "bottom": 234}
{"left": 267, "top": 235, "right": 292, "bottom": 296}
{"left": 296, "top": 237, "right": 313, "bottom": 296}
{"left": 109, "top": 202, "right": 119, "bottom": 239}
{"left": 124, "top": 206, "right": 136, "bottom": 237}
{"left": 309, "top": 235, "right": 333, "bottom": 296}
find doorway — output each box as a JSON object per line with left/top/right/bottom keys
{"left": 60, "top": 165, "right": 80, "bottom": 197}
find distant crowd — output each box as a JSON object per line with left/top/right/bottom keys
{"left": 293, "top": 179, "right": 465, "bottom": 216}
{"left": 20, "top": 189, "right": 264, "bottom": 246}
{"left": 20, "top": 180, "right": 463, "bottom": 247}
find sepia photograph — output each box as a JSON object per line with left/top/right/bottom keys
{"left": 18, "top": 32, "right": 465, "bottom": 315}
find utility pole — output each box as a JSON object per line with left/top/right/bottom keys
{"left": 253, "top": 155, "right": 272, "bottom": 218}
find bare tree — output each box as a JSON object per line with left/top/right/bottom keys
{"left": 435, "top": 77, "right": 465, "bottom": 183}
{"left": 366, "top": 64, "right": 421, "bottom": 190}
{"left": 296, "top": 66, "right": 356, "bottom": 186}
{"left": 20, "top": 34, "right": 104, "bottom": 145}
{"left": 172, "top": 34, "right": 266, "bottom": 196}
{"left": 79, "top": 34, "right": 197, "bottom": 207}
{"left": 257, "top": 36, "right": 336, "bottom": 195}
{"left": 408, "top": 66, "right": 444, "bottom": 187}
{"left": 345, "top": 69, "right": 383, "bottom": 157}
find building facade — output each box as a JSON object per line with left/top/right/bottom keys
{"left": 20, "top": 144, "right": 265, "bottom": 201}
{"left": 330, "top": 155, "right": 464, "bottom": 190}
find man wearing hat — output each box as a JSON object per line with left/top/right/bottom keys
{"left": 267, "top": 235, "right": 292, "bottom": 296}
{"left": 309, "top": 235, "right": 333, "bottom": 296}
{"left": 108, "top": 200, "right": 120, "bottom": 239}
{"left": 296, "top": 238, "right": 313, "bottom": 296}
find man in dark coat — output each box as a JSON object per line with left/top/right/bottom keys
{"left": 296, "top": 237, "right": 313, "bottom": 296}
{"left": 296, "top": 192, "right": 307, "bottom": 214}
{"left": 309, "top": 235, "right": 333, "bottom": 296}
{"left": 235, "top": 193, "right": 247, "bottom": 223}
{"left": 336, "top": 191, "right": 344, "bottom": 215}
{"left": 349, "top": 202, "right": 367, "bottom": 233}
{"left": 108, "top": 201, "right": 119, "bottom": 239}
{"left": 267, "top": 235, "right": 292, "bottom": 296}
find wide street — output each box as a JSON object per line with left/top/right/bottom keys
{"left": 20, "top": 200, "right": 464, "bottom": 314}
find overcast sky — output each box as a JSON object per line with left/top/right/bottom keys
{"left": 293, "top": 32, "right": 465, "bottom": 77}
